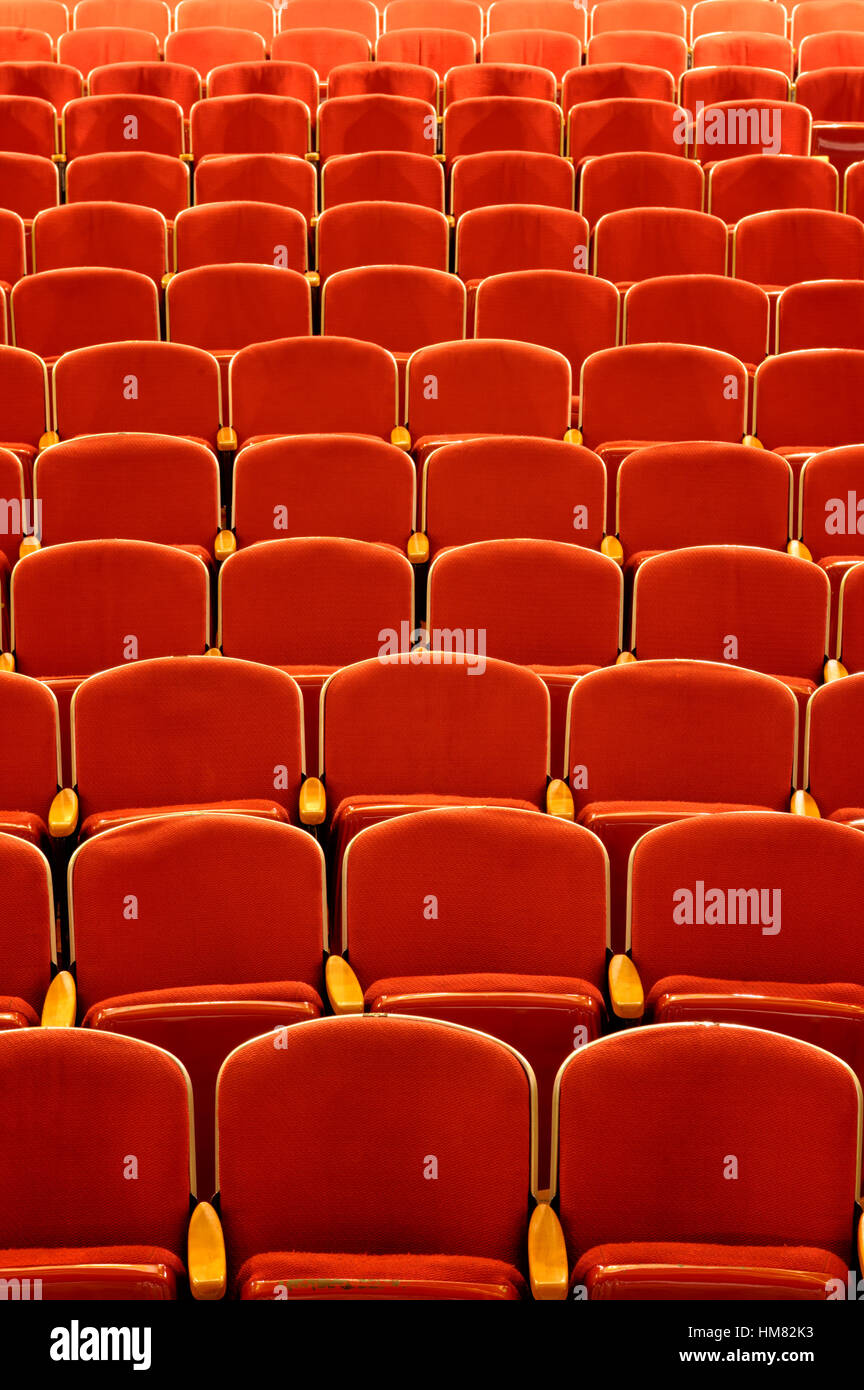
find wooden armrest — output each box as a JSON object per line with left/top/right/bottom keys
{"left": 0, "top": 652, "right": 15, "bottom": 672}
{"left": 188, "top": 1201, "right": 226, "bottom": 1301}
{"left": 546, "top": 778, "right": 574, "bottom": 820}
{"left": 49, "top": 788, "right": 78, "bottom": 838}
{"left": 824, "top": 659, "right": 848, "bottom": 682}
{"left": 615, "top": 650, "right": 636, "bottom": 664}
{"left": 528, "top": 1203, "right": 569, "bottom": 1301}
{"left": 564, "top": 428, "right": 583, "bottom": 445}
{"left": 205, "top": 646, "right": 222, "bottom": 657}
{"left": 161, "top": 271, "right": 174, "bottom": 290}
{"left": 786, "top": 539, "right": 813, "bottom": 562}
{"left": 600, "top": 535, "right": 623, "bottom": 564}
{"left": 216, "top": 426, "right": 237, "bottom": 452}
{"left": 214, "top": 529, "right": 236, "bottom": 562}
{"left": 41, "top": 970, "right": 76, "bottom": 1028}
{"left": 305, "top": 270, "right": 320, "bottom": 289}
{"left": 790, "top": 790, "right": 820, "bottom": 817}
{"left": 299, "top": 776, "right": 326, "bottom": 826}
{"left": 38, "top": 431, "right": 59, "bottom": 451}
{"left": 391, "top": 426, "right": 411, "bottom": 452}
{"left": 305, "top": 150, "right": 319, "bottom": 162}
{"left": 608, "top": 953, "right": 645, "bottom": 1020}
{"left": 743, "top": 434, "right": 764, "bottom": 449}
{"left": 407, "top": 532, "right": 429, "bottom": 565}
{"left": 19, "top": 536, "right": 41, "bottom": 559}
{"left": 325, "top": 955, "right": 364, "bottom": 1015}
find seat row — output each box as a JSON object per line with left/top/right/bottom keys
{"left": 4, "top": 53, "right": 864, "bottom": 122}
{"left": 4, "top": 805, "right": 864, "bottom": 1204}
{"left": 7, "top": 4, "right": 864, "bottom": 84}
{"left": 3, "top": 85, "right": 864, "bottom": 168}
{"left": 8, "top": 146, "right": 864, "bottom": 240}
{"left": 3, "top": 1013, "right": 860, "bottom": 1300}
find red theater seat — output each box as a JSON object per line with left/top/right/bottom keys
{"left": 797, "top": 445, "right": 864, "bottom": 640}
{"left": 164, "top": 27, "right": 267, "bottom": 78}
{"left": 5, "top": 538, "right": 211, "bottom": 779}
{"left": 404, "top": 339, "right": 572, "bottom": 463}
{"left": 615, "top": 442, "right": 792, "bottom": 570}
{"left": 279, "top": 0, "right": 377, "bottom": 45}
{"left": 193, "top": 154, "right": 316, "bottom": 222}
{"left": 547, "top": 1023, "right": 861, "bottom": 1299}
{"left": 568, "top": 97, "right": 687, "bottom": 163}
{"left": 0, "top": 668, "right": 64, "bottom": 847}
{"left": 334, "top": 806, "right": 608, "bottom": 1187}
{"left": 708, "top": 154, "right": 838, "bottom": 224}
{"left": 316, "top": 201, "right": 449, "bottom": 280}
{"left": 63, "top": 93, "right": 184, "bottom": 159}
{"left": 270, "top": 29, "right": 371, "bottom": 81}
{"left": 488, "top": 0, "right": 587, "bottom": 42}
{"left": 375, "top": 29, "right": 477, "bottom": 77}
{"left": 482, "top": 29, "right": 583, "bottom": 81}
{"left": 189, "top": 94, "right": 310, "bottom": 159}
{"left": 66, "top": 151, "right": 190, "bottom": 225}
{"left": 52, "top": 341, "right": 223, "bottom": 450}
{"left": 217, "top": 535, "right": 413, "bottom": 753}
{"left": 321, "top": 150, "right": 445, "bottom": 210}
{"left": 74, "top": 0, "right": 171, "bottom": 43}
{"left": 623, "top": 275, "right": 769, "bottom": 372}
{"left": 175, "top": 0, "right": 275, "bottom": 42}
{"left": 620, "top": 813, "right": 864, "bottom": 1093}
{"left": 230, "top": 433, "right": 417, "bottom": 554}
{"left": 0, "top": 835, "right": 55, "bottom": 1030}
{"left": 594, "top": 208, "right": 727, "bottom": 288}
{"left": 0, "top": 95, "right": 57, "bottom": 158}
{"left": 776, "top": 281, "right": 864, "bottom": 351}
{"left": 0, "top": 344, "right": 51, "bottom": 477}
{"left": 694, "top": 100, "right": 809, "bottom": 161}
{"left": 444, "top": 61, "right": 557, "bottom": 105}
{"left": 428, "top": 538, "right": 623, "bottom": 769}
{"left": 444, "top": 96, "right": 563, "bottom": 165}
{"left": 451, "top": 151, "right": 575, "bottom": 218}
{"left": 0, "top": 1028, "right": 204, "bottom": 1300}
{"left": 563, "top": 659, "right": 797, "bottom": 944}
{"left": 801, "top": 669, "right": 864, "bottom": 822}
{"left": 317, "top": 93, "right": 437, "bottom": 162}
{"left": 58, "top": 26, "right": 160, "bottom": 74}
{"left": 420, "top": 436, "right": 610, "bottom": 562}
{"left": 214, "top": 1015, "right": 539, "bottom": 1300}
{"left": 579, "top": 151, "right": 703, "bottom": 227}
{"left": 12, "top": 266, "right": 160, "bottom": 363}
{"left": 88, "top": 61, "right": 201, "bottom": 117}
{"left": 66, "top": 655, "right": 310, "bottom": 841}
{"left": 32, "top": 432, "right": 222, "bottom": 564}
{"left": 228, "top": 336, "right": 400, "bottom": 451}
{"left": 328, "top": 60, "right": 438, "bottom": 105}
{"left": 207, "top": 59, "right": 318, "bottom": 110}
{"left": 734, "top": 210, "right": 864, "bottom": 291}
{"left": 174, "top": 202, "right": 309, "bottom": 273}
{"left": 70, "top": 812, "right": 327, "bottom": 1201}
{"left": 0, "top": 61, "right": 81, "bottom": 110}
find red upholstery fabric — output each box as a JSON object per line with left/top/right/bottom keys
{"left": 452, "top": 151, "right": 573, "bottom": 219}
{"left": 0, "top": 1245, "right": 186, "bottom": 1274}
{"left": 232, "top": 434, "right": 415, "bottom": 550}
{"left": 777, "top": 282, "right": 864, "bottom": 353}
{"left": 34, "top": 432, "right": 220, "bottom": 553}
{"left": 0, "top": 345, "right": 50, "bottom": 467}
{"left": 624, "top": 275, "right": 769, "bottom": 368}
{"left": 572, "top": 1242, "right": 849, "bottom": 1288}
{"left": 343, "top": 806, "right": 607, "bottom": 982}
{"left": 217, "top": 1016, "right": 533, "bottom": 1284}
{"left": 556, "top": 1025, "right": 860, "bottom": 1262}
{"left": 0, "top": 152, "right": 58, "bottom": 222}
{"left": 563, "top": 66, "right": 675, "bottom": 109}
{"left": 691, "top": 33, "right": 793, "bottom": 78}
{"left": 53, "top": 342, "right": 222, "bottom": 449}
{"left": 445, "top": 61, "right": 557, "bottom": 104}
{"left": 72, "top": 656, "right": 305, "bottom": 825}
{"left": 322, "top": 265, "right": 465, "bottom": 359}
{"left": 568, "top": 98, "right": 686, "bottom": 163}
{"left": 318, "top": 94, "right": 437, "bottom": 162}
{"left": 581, "top": 151, "right": 702, "bottom": 227}
{"left": 0, "top": 835, "right": 53, "bottom": 1016}
{"left": 423, "top": 437, "right": 607, "bottom": 557}
{"left": 194, "top": 153, "right": 316, "bottom": 221}
{"left": 13, "top": 266, "right": 159, "bottom": 363}
{"left": 587, "top": 33, "right": 688, "bottom": 79}
{"left": 710, "top": 155, "right": 837, "bottom": 227}
{"left": 229, "top": 336, "right": 398, "bottom": 448}
{"left": 167, "top": 29, "right": 268, "bottom": 78}
{"left": 218, "top": 536, "right": 413, "bottom": 667}
{"left": 174, "top": 201, "right": 308, "bottom": 272}
{"left": 0, "top": 670, "right": 60, "bottom": 830}
{"left": 70, "top": 813, "right": 326, "bottom": 1012}
{"left": 191, "top": 94, "right": 309, "bottom": 160}
{"left": 321, "top": 150, "right": 444, "bottom": 211}
{"left": 735, "top": 212, "right": 864, "bottom": 292}
{"left": 366, "top": 974, "right": 605, "bottom": 1007}
{"left": 839, "top": 563, "right": 864, "bottom": 671}
{"left": 236, "top": 1250, "right": 528, "bottom": 1299}
{"left": 168, "top": 265, "right": 311, "bottom": 365}
{"left": 328, "top": 61, "right": 438, "bottom": 106}
{"left": 58, "top": 28, "right": 160, "bottom": 74}
{"left": 11, "top": 539, "right": 210, "bottom": 679}
{"left": 595, "top": 208, "right": 727, "bottom": 287}
{"left": 632, "top": 545, "right": 829, "bottom": 681}
{"left": 317, "top": 202, "right": 449, "bottom": 281}
{"left": 806, "top": 673, "right": 864, "bottom": 815}
{"left": 271, "top": 30, "right": 371, "bottom": 82}
{"left": 428, "top": 538, "right": 622, "bottom": 668}
{"left": 321, "top": 652, "right": 549, "bottom": 806}
{"left": 629, "top": 813, "right": 864, "bottom": 991}
{"left": 64, "top": 95, "right": 185, "bottom": 160}
{"left": 566, "top": 661, "right": 796, "bottom": 810}
{"left": 0, "top": 1030, "right": 191, "bottom": 1254}
{"left": 681, "top": 65, "right": 789, "bottom": 108}
{"left": 800, "top": 446, "right": 864, "bottom": 563}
